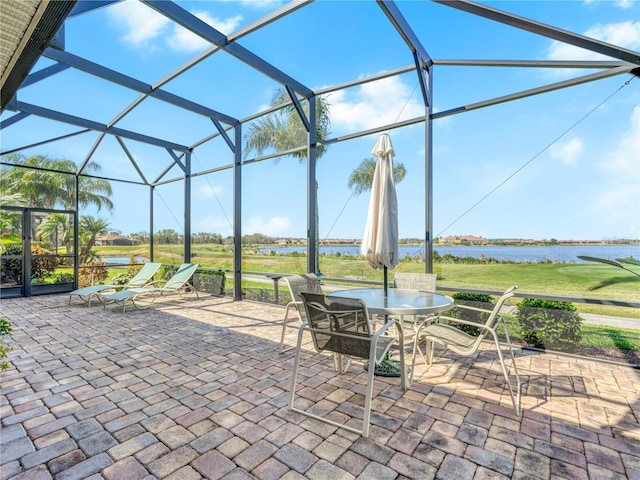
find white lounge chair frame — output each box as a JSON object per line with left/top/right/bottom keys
{"left": 103, "top": 263, "right": 199, "bottom": 313}
{"left": 68, "top": 262, "right": 162, "bottom": 307}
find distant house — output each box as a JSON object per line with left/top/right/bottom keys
{"left": 95, "top": 235, "right": 140, "bottom": 246}
{"left": 439, "top": 235, "right": 487, "bottom": 245}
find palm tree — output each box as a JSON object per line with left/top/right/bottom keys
{"left": 2, "top": 154, "right": 114, "bottom": 261}
{"left": 78, "top": 216, "right": 109, "bottom": 264}
{"left": 347, "top": 157, "right": 407, "bottom": 196}
{"left": 35, "top": 213, "right": 70, "bottom": 254}
{"left": 0, "top": 194, "right": 27, "bottom": 243}
{"left": 0, "top": 192, "right": 27, "bottom": 207}
{"left": 244, "top": 89, "right": 331, "bottom": 161}
{"left": 55, "top": 159, "right": 114, "bottom": 212}
{"left": 1, "top": 155, "right": 61, "bottom": 208}
{"left": 0, "top": 154, "right": 113, "bottom": 212}
{"left": 244, "top": 89, "right": 331, "bottom": 272}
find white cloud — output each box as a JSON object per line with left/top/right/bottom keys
{"left": 109, "top": 0, "right": 170, "bottom": 48}
{"left": 109, "top": 1, "right": 243, "bottom": 53}
{"left": 550, "top": 138, "right": 584, "bottom": 165}
{"left": 327, "top": 76, "right": 424, "bottom": 131}
{"left": 600, "top": 105, "right": 640, "bottom": 175}
{"left": 591, "top": 105, "right": 640, "bottom": 233}
{"left": 166, "top": 11, "right": 243, "bottom": 53}
{"left": 547, "top": 21, "right": 640, "bottom": 61}
{"left": 584, "top": 0, "right": 636, "bottom": 9}
{"left": 197, "top": 184, "right": 224, "bottom": 198}
{"left": 218, "top": 0, "right": 285, "bottom": 8}
{"left": 198, "top": 216, "right": 233, "bottom": 235}
{"left": 244, "top": 216, "right": 292, "bottom": 236}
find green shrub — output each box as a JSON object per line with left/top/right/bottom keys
{"left": 159, "top": 264, "right": 178, "bottom": 281}
{"left": 55, "top": 273, "right": 74, "bottom": 283}
{"left": 193, "top": 269, "right": 225, "bottom": 295}
{"left": 0, "top": 243, "right": 59, "bottom": 284}
{"left": 448, "top": 292, "right": 494, "bottom": 336}
{"left": 243, "top": 287, "right": 271, "bottom": 302}
{"left": 516, "top": 298, "right": 583, "bottom": 352}
{"left": 0, "top": 318, "right": 14, "bottom": 371}
{"left": 111, "top": 258, "right": 143, "bottom": 285}
{"left": 78, "top": 261, "right": 109, "bottom": 287}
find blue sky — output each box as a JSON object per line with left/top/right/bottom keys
{"left": 2, "top": 0, "right": 639, "bottom": 242}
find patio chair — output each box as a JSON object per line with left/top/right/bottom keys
{"left": 393, "top": 272, "right": 437, "bottom": 292}
{"left": 289, "top": 292, "right": 408, "bottom": 437}
{"left": 392, "top": 272, "right": 438, "bottom": 366}
{"left": 413, "top": 286, "right": 521, "bottom": 415}
{"left": 102, "top": 263, "right": 199, "bottom": 313}
{"left": 68, "top": 262, "right": 162, "bottom": 307}
{"left": 279, "top": 273, "right": 323, "bottom": 354}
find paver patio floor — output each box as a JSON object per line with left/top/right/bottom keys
{"left": 1, "top": 294, "right": 638, "bottom": 479}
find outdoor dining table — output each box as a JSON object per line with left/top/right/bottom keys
{"left": 327, "top": 288, "right": 455, "bottom": 386}
{"left": 328, "top": 287, "right": 454, "bottom": 317}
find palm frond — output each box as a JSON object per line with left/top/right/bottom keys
{"left": 587, "top": 276, "right": 640, "bottom": 290}
{"left": 347, "top": 158, "right": 407, "bottom": 196}
{"left": 579, "top": 255, "right": 640, "bottom": 283}
{"left": 578, "top": 256, "right": 624, "bottom": 268}
{"left": 617, "top": 257, "right": 640, "bottom": 267}
{"left": 347, "top": 158, "right": 377, "bottom": 196}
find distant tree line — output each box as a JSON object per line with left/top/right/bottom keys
{"left": 127, "top": 229, "right": 277, "bottom": 246}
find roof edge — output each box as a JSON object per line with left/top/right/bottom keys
{"left": 1, "top": 0, "right": 78, "bottom": 110}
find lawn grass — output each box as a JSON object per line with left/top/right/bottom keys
{"left": 497, "top": 316, "right": 639, "bottom": 351}
{"left": 580, "top": 324, "right": 640, "bottom": 351}
{"left": 94, "top": 244, "right": 640, "bottom": 312}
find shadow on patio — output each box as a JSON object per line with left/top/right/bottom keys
{"left": 1, "top": 294, "right": 638, "bottom": 479}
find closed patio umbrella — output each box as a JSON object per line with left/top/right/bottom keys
{"left": 361, "top": 133, "right": 399, "bottom": 297}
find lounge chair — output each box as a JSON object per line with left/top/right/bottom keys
{"left": 103, "top": 263, "right": 199, "bottom": 313}
{"left": 69, "top": 262, "right": 162, "bottom": 307}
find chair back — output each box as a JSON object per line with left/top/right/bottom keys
{"left": 283, "top": 274, "right": 323, "bottom": 319}
{"left": 284, "top": 274, "right": 323, "bottom": 299}
{"left": 164, "top": 263, "right": 199, "bottom": 290}
{"left": 393, "top": 272, "right": 437, "bottom": 292}
{"left": 299, "top": 292, "right": 372, "bottom": 359}
{"left": 127, "top": 262, "right": 162, "bottom": 287}
{"left": 476, "top": 286, "right": 517, "bottom": 341}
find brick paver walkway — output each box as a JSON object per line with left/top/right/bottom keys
{"left": 1, "top": 294, "right": 638, "bottom": 479}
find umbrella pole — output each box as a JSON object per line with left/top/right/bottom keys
{"left": 383, "top": 266, "right": 388, "bottom": 298}
{"left": 382, "top": 253, "right": 394, "bottom": 368}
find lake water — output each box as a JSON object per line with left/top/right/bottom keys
{"left": 259, "top": 244, "right": 640, "bottom": 263}
{"left": 100, "top": 256, "right": 148, "bottom": 264}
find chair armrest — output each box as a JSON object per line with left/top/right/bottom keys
{"left": 453, "top": 304, "right": 493, "bottom": 315}
{"left": 425, "top": 315, "right": 490, "bottom": 331}
{"left": 372, "top": 318, "right": 397, "bottom": 339}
